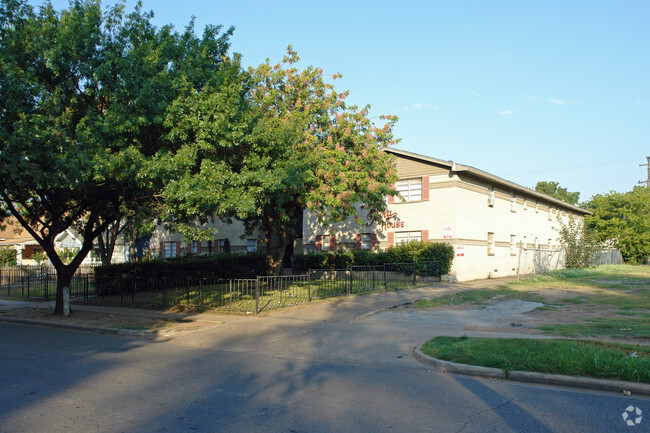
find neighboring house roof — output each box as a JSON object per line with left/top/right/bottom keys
{"left": 0, "top": 219, "right": 40, "bottom": 246}
{"left": 0, "top": 217, "right": 83, "bottom": 247}
{"left": 385, "top": 148, "right": 591, "bottom": 215}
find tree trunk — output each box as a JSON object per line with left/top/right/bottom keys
{"left": 97, "top": 218, "right": 122, "bottom": 266}
{"left": 53, "top": 265, "right": 75, "bottom": 315}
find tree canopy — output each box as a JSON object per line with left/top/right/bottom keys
{"left": 586, "top": 186, "right": 650, "bottom": 264}
{"left": 535, "top": 181, "right": 580, "bottom": 205}
{"left": 0, "top": 0, "right": 237, "bottom": 313}
{"left": 162, "top": 47, "right": 400, "bottom": 273}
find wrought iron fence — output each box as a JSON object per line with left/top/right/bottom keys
{"left": 89, "top": 261, "right": 442, "bottom": 313}
{"left": 1, "top": 261, "right": 442, "bottom": 314}
{"left": 0, "top": 266, "right": 94, "bottom": 300}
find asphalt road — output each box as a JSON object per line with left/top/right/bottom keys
{"left": 1, "top": 279, "right": 650, "bottom": 433}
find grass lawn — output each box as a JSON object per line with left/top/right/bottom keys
{"left": 421, "top": 336, "right": 650, "bottom": 383}
{"left": 418, "top": 265, "right": 650, "bottom": 383}
{"left": 416, "top": 264, "right": 650, "bottom": 340}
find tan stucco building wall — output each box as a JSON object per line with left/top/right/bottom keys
{"left": 303, "top": 148, "right": 589, "bottom": 282}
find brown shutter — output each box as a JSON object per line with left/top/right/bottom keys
{"left": 422, "top": 230, "right": 429, "bottom": 242}
{"left": 330, "top": 234, "right": 336, "bottom": 251}
{"left": 315, "top": 235, "right": 322, "bottom": 251}
{"left": 354, "top": 234, "right": 361, "bottom": 250}
{"left": 387, "top": 232, "right": 394, "bottom": 248}
{"left": 387, "top": 193, "right": 395, "bottom": 204}
{"left": 197, "top": 242, "right": 202, "bottom": 254}
{"left": 370, "top": 233, "right": 378, "bottom": 250}
{"left": 213, "top": 239, "right": 219, "bottom": 252}
{"left": 176, "top": 241, "right": 181, "bottom": 257}
{"left": 421, "top": 176, "right": 429, "bottom": 201}
{"left": 159, "top": 242, "right": 164, "bottom": 258}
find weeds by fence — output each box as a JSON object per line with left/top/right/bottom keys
{"left": 0, "top": 261, "right": 442, "bottom": 313}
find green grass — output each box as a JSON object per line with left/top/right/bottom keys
{"left": 421, "top": 336, "right": 650, "bottom": 383}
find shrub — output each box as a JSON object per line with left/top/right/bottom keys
{"left": 292, "top": 241, "right": 454, "bottom": 275}
{"left": 95, "top": 252, "right": 269, "bottom": 295}
{"left": 0, "top": 247, "right": 17, "bottom": 266}
{"left": 557, "top": 217, "right": 598, "bottom": 268}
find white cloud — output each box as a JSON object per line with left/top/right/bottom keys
{"left": 402, "top": 103, "right": 433, "bottom": 111}
{"left": 550, "top": 98, "right": 566, "bottom": 105}
{"left": 500, "top": 110, "right": 514, "bottom": 115}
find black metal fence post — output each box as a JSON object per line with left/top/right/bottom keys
{"left": 383, "top": 264, "right": 387, "bottom": 290}
{"left": 255, "top": 276, "right": 260, "bottom": 314}
{"left": 348, "top": 268, "right": 353, "bottom": 294}
{"left": 186, "top": 276, "right": 191, "bottom": 306}
{"left": 307, "top": 270, "right": 312, "bottom": 302}
{"left": 413, "top": 262, "right": 417, "bottom": 285}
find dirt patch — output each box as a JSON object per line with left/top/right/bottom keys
{"left": 0, "top": 307, "right": 211, "bottom": 332}
{"left": 408, "top": 288, "right": 650, "bottom": 345}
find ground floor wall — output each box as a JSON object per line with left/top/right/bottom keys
{"left": 449, "top": 242, "right": 565, "bottom": 281}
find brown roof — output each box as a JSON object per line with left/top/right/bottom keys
{"left": 0, "top": 218, "right": 39, "bottom": 245}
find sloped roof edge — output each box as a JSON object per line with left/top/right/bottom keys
{"left": 385, "top": 147, "right": 591, "bottom": 215}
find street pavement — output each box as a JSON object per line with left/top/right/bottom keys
{"left": 1, "top": 277, "right": 649, "bottom": 432}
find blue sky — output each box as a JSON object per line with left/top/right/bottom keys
{"left": 31, "top": 0, "right": 649, "bottom": 202}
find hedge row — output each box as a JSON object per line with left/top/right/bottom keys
{"left": 95, "top": 252, "right": 269, "bottom": 281}
{"left": 292, "top": 241, "right": 455, "bottom": 275}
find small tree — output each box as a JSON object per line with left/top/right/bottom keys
{"left": 556, "top": 216, "right": 597, "bottom": 268}
{"left": 0, "top": 247, "right": 16, "bottom": 266}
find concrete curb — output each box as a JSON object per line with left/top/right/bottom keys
{"left": 0, "top": 316, "right": 158, "bottom": 337}
{"left": 413, "top": 346, "right": 650, "bottom": 397}
{"left": 356, "top": 300, "right": 417, "bottom": 320}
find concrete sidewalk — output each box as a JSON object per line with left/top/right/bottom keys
{"left": 0, "top": 276, "right": 516, "bottom": 325}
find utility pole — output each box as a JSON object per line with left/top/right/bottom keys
{"left": 640, "top": 156, "right": 650, "bottom": 188}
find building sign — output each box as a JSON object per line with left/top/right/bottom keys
{"left": 456, "top": 245, "right": 465, "bottom": 257}
{"left": 367, "top": 210, "right": 406, "bottom": 232}
{"left": 443, "top": 226, "right": 453, "bottom": 239}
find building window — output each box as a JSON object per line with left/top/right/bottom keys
{"left": 523, "top": 200, "right": 528, "bottom": 211}
{"left": 510, "top": 194, "right": 516, "bottom": 213}
{"left": 163, "top": 242, "right": 177, "bottom": 259}
{"left": 487, "top": 187, "right": 495, "bottom": 207}
{"left": 361, "top": 233, "right": 371, "bottom": 250}
{"left": 510, "top": 235, "right": 517, "bottom": 256}
{"left": 322, "top": 235, "right": 331, "bottom": 251}
{"left": 534, "top": 237, "right": 539, "bottom": 249}
{"left": 395, "top": 178, "right": 422, "bottom": 202}
{"left": 217, "top": 239, "right": 226, "bottom": 253}
{"left": 247, "top": 239, "right": 257, "bottom": 252}
{"left": 191, "top": 241, "right": 200, "bottom": 254}
{"left": 548, "top": 208, "right": 554, "bottom": 221}
{"left": 395, "top": 231, "right": 422, "bottom": 245}
{"left": 487, "top": 232, "right": 495, "bottom": 256}
{"left": 522, "top": 235, "right": 527, "bottom": 250}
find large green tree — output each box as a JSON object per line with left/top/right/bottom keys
{"left": 163, "top": 47, "right": 399, "bottom": 274}
{"left": 535, "top": 181, "right": 580, "bottom": 205}
{"left": 0, "top": 0, "right": 237, "bottom": 313}
{"left": 586, "top": 186, "right": 650, "bottom": 264}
